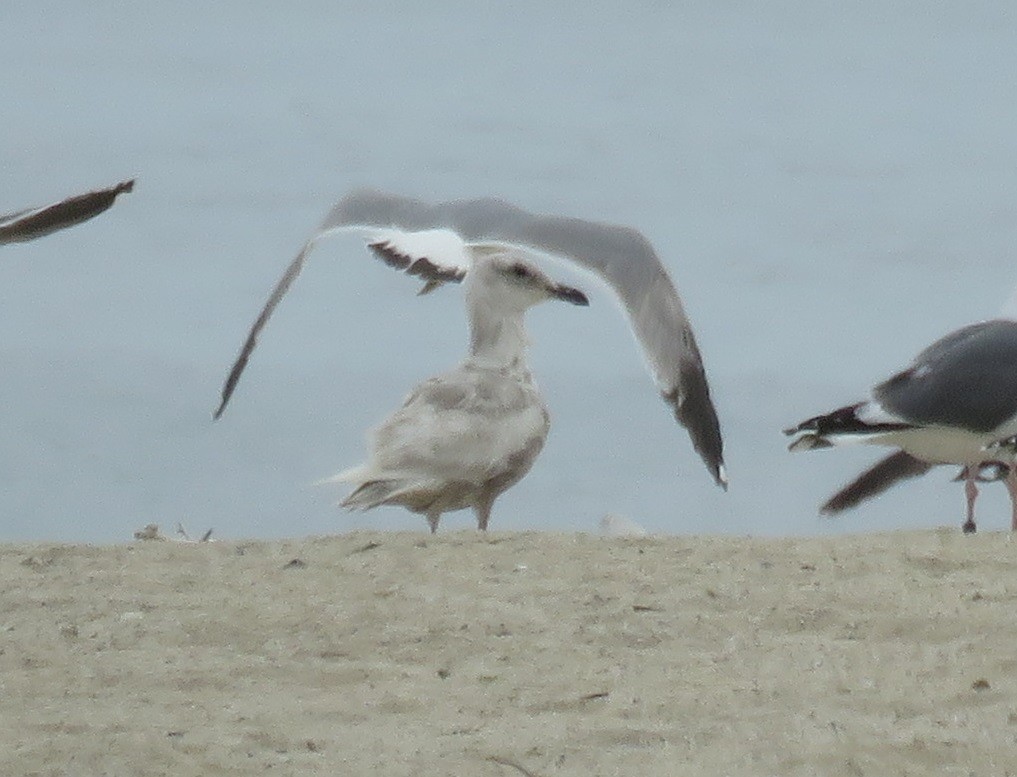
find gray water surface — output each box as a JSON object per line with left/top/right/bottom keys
{"left": 4, "top": 2, "right": 1017, "bottom": 541}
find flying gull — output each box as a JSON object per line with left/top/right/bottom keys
{"left": 326, "top": 250, "right": 587, "bottom": 531}
{"left": 785, "top": 319, "right": 1017, "bottom": 532}
{"left": 0, "top": 180, "right": 134, "bottom": 245}
{"left": 214, "top": 189, "right": 727, "bottom": 495}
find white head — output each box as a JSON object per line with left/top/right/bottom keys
{"left": 465, "top": 247, "right": 589, "bottom": 313}
{"left": 463, "top": 247, "right": 588, "bottom": 366}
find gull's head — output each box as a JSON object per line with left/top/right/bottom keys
{"left": 467, "top": 248, "right": 589, "bottom": 313}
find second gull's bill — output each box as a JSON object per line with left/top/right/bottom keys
{"left": 785, "top": 319, "right": 1017, "bottom": 532}
{"left": 214, "top": 190, "right": 727, "bottom": 500}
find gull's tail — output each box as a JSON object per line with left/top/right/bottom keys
{"left": 318, "top": 465, "right": 433, "bottom": 512}
{"left": 340, "top": 479, "right": 406, "bottom": 511}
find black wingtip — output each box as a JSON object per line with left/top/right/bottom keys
{"left": 212, "top": 394, "right": 227, "bottom": 421}
{"left": 663, "top": 373, "right": 726, "bottom": 491}
{"left": 819, "top": 450, "right": 933, "bottom": 515}
{"left": 212, "top": 354, "right": 247, "bottom": 421}
{"left": 212, "top": 389, "right": 232, "bottom": 421}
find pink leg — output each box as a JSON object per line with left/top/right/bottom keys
{"left": 1006, "top": 466, "right": 1017, "bottom": 532}
{"left": 962, "top": 466, "right": 978, "bottom": 534}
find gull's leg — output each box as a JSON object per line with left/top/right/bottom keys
{"left": 426, "top": 511, "right": 441, "bottom": 534}
{"left": 474, "top": 492, "right": 496, "bottom": 532}
{"left": 1005, "top": 465, "right": 1017, "bottom": 531}
{"left": 962, "top": 466, "right": 978, "bottom": 534}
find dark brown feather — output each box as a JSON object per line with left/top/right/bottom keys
{"left": 0, "top": 180, "right": 134, "bottom": 244}
{"left": 820, "top": 450, "right": 933, "bottom": 514}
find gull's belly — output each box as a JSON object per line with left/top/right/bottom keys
{"left": 867, "top": 423, "right": 1017, "bottom": 465}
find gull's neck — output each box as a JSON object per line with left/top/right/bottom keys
{"left": 466, "top": 306, "right": 530, "bottom": 373}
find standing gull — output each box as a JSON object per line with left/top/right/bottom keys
{"left": 785, "top": 319, "right": 1017, "bottom": 532}
{"left": 214, "top": 190, "right": 726, "bottom": 525}
{"left": 0, "top": 180, "right": 134, "bottom": 245}
{"left": 327, "top": 249, "right": 587, "bottom": 532}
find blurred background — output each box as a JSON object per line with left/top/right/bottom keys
{"left": 3, "top": 2, "right": 1017, "bottom": 541}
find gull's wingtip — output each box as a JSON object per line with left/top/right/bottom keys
{"left": 212, "top": 388, "right": 231, "bottom": 420}
{"left": 663, "top": 378, "right": 726, "bottom": 491}
{"left": 212, "top": 354, "right": 248, "bottom": 421}
{"left": 714, "top": 463, "right": 729, "bottom": 491}
{"left": 0, "top": 177, "right": 139, "bottom": 245}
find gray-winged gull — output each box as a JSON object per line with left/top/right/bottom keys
{"left": 0, "top": 180, "right": 134, "bottom": 244}
{"left": 326, "top": 250, "right": 588, "bottom": 531}
{"left": 785, "top": 318, "right": 1017, "bottom": 532}
{"left": 214, "top": 190, "right": 727, "bottom": 509}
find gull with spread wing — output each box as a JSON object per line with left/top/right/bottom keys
{"left": 214, "top": 190, "right": 726, "bottom": 529}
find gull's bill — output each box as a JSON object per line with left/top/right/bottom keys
{"left": 0, "top": 180, "right": 135, "bottom": 245}
{"left": 214, "top": 189, "right": 727, "bottom": 488}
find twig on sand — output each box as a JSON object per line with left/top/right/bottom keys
{"left": 486, "top": 755, "right": 543, "bottom": 777}
{"left": 176, "top": 523, "right": 215, "bottom": 542}
{"left": 133, "top": 523, "right": 214, "bottom": 543}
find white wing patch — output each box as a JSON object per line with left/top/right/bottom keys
{"left": 856, "top": 401, "right": 909, "bottom": 427}
{"left": 366, "top": 228, "right": 471, "bottom": 273}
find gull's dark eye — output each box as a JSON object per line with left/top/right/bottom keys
{"left": 509, "top": 263, "right": 531, "bottom": 279}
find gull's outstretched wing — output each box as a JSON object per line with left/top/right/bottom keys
{"left": 820, "top": 450, "right": 934, "bottom": 514}
{"left": 0, "top": 180, "right": 135, "bottom": 245}
{"left": 212, "top": 224, "right": 470, "bottom": 420}
{"left": 215, "top": 190, "right": 726, "bottom": 489}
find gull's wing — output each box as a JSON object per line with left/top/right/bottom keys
{"left": 0, "top": 180, "right": 134, "bottom": 245}
{"left": 872, "top": 319, "right": 1017, "bottom": 434}
{"left": 215, "top": 190, "right": 726, "bottom": 489}
{"left": 365, "top": 228, "right": 469, "bottom": 292}
{"left": 212, "top": 224, "right": 470, "bottom": 420}
{"left": 820, "top": 450, "right": 933, "bottom": 514}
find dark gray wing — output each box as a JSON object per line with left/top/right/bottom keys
{"left": 820, "top": 450, "right": 934, "bottom": 514}
{"left": 0, "top": 180, "right": 134, "bottom": 244}
{"left": 873, "top": 319, "right": 1017, "bottom": 433}
{"left": 213, "top": 237, "right": 314, "bottom": 420}
{"left": 215, "top": 190, "right": 726, "bottom": 489}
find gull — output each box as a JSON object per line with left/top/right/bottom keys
{"left": 0, "top": 180, "right": 134, "bottom": 244}
{"left": 785, "top": 319, "right": 1017, "bottom": 532}
{"left": 327, "top": 249, "right": 588, "bottom": 531}
{"left": 214, "top": 190, "right": 727, "bottom": 502}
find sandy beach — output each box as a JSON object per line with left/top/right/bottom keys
{"left": 3, "top": 529, "right": 1016, "bottom": 776}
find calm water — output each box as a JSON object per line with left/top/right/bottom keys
{"left": 4, "top": 2, "right": 1017, "bottom": 542}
